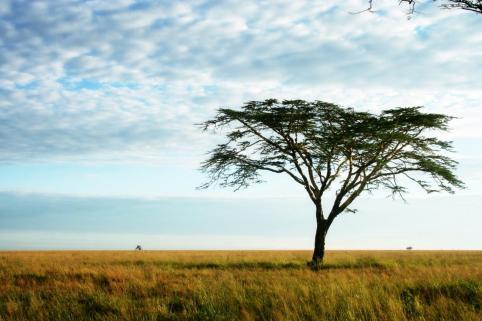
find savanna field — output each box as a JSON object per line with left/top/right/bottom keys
{"left": 0, "top": 251, "right": 480, "bottom": 321}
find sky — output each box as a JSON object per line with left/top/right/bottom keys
{"left": 0, "top": 0, "right": 481, "bottom": 250}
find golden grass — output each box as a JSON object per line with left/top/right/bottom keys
{"left": 0, "top": 250, "right": 480, "bottom": 321}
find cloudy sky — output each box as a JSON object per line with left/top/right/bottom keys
{"left": 1, "top": 0, "right": 481, "bottom": 250}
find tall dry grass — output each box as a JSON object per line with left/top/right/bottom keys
{"left": 0, "top": 250, "right": 480, "bottom": 321}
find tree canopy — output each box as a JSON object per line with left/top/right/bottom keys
{"left": 199, "top": 99, "right": 464, "bottom": 266}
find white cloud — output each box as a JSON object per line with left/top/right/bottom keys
{"left": 0, "top": 0, "right": 481, "bottom": 163}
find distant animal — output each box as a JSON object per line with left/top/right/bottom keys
{"left": 406, "top": 246, "right": 413, "bottom": 250}
{"left": 135, "top": 245, "right": 142, "bottom": 251}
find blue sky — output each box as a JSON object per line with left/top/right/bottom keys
{"left": 0, "top": 0, "right": 481, "bottom": 250}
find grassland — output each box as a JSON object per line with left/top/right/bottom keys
{"left": 0, "top": 250, "right": 480, "bottom": 321}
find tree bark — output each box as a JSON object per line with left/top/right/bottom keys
{"left": 311, "top": 221, "right": 327, "bottom": 269}
{"left": 310, "top": 204, "right": 327, "bottom": 269}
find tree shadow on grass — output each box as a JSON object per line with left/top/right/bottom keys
{"left": 118, "top": 256, "right": 388, "bottom": 271}
{"left": 159, "top": 261, "right": 305, "bottom": 270}
{"left": 319, "top": 257, "right": 388, "bottom": 270}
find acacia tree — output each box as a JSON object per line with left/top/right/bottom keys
{"left": 199, "top": 99, "right": 463, "bottom": 267}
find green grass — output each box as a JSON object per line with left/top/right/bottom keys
{"left": 0, "top": 250, "right": 481, "bottom": 321}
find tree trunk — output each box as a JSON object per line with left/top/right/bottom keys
{"left": 310, "top": 202, "right": 327, "bottom": 269}
{"left": 310, "top": 221, "right": 326, "bottom": 269}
